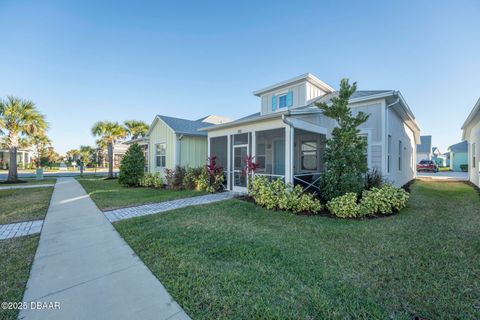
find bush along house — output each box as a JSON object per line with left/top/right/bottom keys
{"left": 201, "top": 73, "right": 421, "bottom": 192}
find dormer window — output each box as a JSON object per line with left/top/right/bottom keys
{"left": 279, "top": 94, "right": 287, "bottom": 108}
{"left": 272, "top": 91, "right": 293, "bottom": 111}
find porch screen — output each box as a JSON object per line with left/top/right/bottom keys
{"left": 210, "top": 136, "right": 228, "bottom": 170}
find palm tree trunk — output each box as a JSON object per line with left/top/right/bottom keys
{"left": 8, "top": 146, "right": 18, "bottom": 181}
{"left": 108, "top": 142, "right": 113, "bottom": 178}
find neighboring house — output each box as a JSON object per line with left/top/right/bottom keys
{"left": 201, "top": 73, "right": 421, "bottom": 192}
{"left": 0, "top": 148, "right": 35, "bottom": 169}
{"left": 443, "top": 152, "right": 450, "bottom": 167}
{"left": 97, "top": 143, "right": 129, "bottom": 168}
{"left": 144, "top": 115, "right": 231, "bottom": 176}
{"left": 447, "top": 141, "right": 468, "bottom": 172}
{"left": 416, "top": 135, "right": 432, "bottom": 163}
{"left": 461, "top": 97, "right": 480, "bottom": 186}
{"left": 431, "top": 147, "right": 447, "bottom": 166}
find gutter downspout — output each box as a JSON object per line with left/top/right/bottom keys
{"left": 384, "top": 93, "right": 400, "bottom": 177}
{"left": 282, "top": 114, "right": 295, "bottom": 184}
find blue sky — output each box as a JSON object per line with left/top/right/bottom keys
{"left": 1, "top": 0, "right": 479, "bottom": 153}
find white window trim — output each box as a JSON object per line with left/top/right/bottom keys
{"left": 155, "top": 142, "right": 166, "bottom": 168}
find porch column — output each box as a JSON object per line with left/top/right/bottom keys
{"left": 227, "top": 135, "right": 231, "bottom": 190}
{"left": 285, "top": 125, "right": 294, "bottom": 183}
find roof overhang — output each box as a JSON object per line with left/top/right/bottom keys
{"left": 199, "top": 112, "right": 285, "bottom": 132}
{"left": 253, "top": 73, "right": 335, "bottom": 97}
{"left": 461, "top": 97, "right": 480, "bottom": 140}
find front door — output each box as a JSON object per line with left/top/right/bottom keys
{"left": 233, "top": 144, "right": 248, "bottom": 192}
{"left": 273, "top": 139, "right": 285, "bottom": 175}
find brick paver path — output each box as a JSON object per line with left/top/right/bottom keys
{"left": 104, "top": 192, "right": 237, "bottom": 222}
{"left": 0, "top": 220, "right": 43, "bottom": 240}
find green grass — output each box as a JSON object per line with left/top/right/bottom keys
{"left": 0, "top": 178, "right": 57, "bottom": 186}
{"left": 114, "top": 181, "right": 480, "bottom": 319}
{"left": 0, "top": 187, "right": 53, "bottom": 225}
{"left": 77, "top": 176, "right": 207, "bottom": 211}
{"left": 0, "top": 235, "right": 39, "bottom": 320}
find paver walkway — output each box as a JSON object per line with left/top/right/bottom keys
{"left": 0, "top": 220, "right": 43, "bottom": 240}
{"left": 20, "top": 177, "right": 190, "bottom": 320}
{"left": 0, "top": 184, "right": 54, "bottom": 190}
{"left": 104, "top": 191, "right": 237, "bottom": 222}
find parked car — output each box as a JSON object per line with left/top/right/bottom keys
{"left": 417, "top": 160, "right": 438, "bottom": 173}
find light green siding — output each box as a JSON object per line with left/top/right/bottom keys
{"left": 148, "top": 118, "right": 176, "bottom": 176}
{"left": 180, "top": 136, "right": 207, "bottom": 168}
{"left": 451, "top": 152, "right": 468, "bottom": 172}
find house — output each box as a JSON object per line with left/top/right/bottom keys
{"left": 447, "top": 141, "right": 468, "bottom": 172}
{"left": 461, "top": 97, "right": 480, "bottom": 186}
{"left": 416, "top": 135, "right": 432, "bottom": 163}
{"left": 201, "top": 73, "right": 421, "bottom": 192}
{"left": 97, "top": 143, "right": 129, "bottom": 168}
{"left": 0, "top": 147, "right": 35, "bottom": 169}
{"left": 143, "top": 115, "right": 231, "bottom": 175}
{"left": 431, "top": 147, "right": 447, "bottom": 166}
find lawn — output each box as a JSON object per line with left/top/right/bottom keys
{"left": 115, "top": 181, "right": 480, "bottom": 319}
{"left": 0, "top": 178, "right": 57, "bottom": 186}
{"left": 0, "top": 187, "right": 54, "bottom": 225}
{"left": 77, "top": 176, "right": 207, "bottom": 211}
{"left": 0, "top": 235, "right": 39, "bottom": 320}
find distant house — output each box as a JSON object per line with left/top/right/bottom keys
{"left": 143, "top": 115, "right": 231, "bottom": 176}
{"left": 202, "top": 73, "right": 421, "bottom": 191}
{"left": 431, "top": 147, "right": 447, "bottom": 166}
{"left": 447, "top": 141, "right": 468, "bottom": 172}
{"left": 416, "top": 135, "right": 432, "bottom": 163}
{"left": 97, "top": 143, "right": 129, "bottom": 168}
{"left": 461, "top": 97, "right": 480, "bottom": 186}
{"left": 0, "top": 147, "right": 35, "bottom": 169}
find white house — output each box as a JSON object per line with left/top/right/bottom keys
{"left": 0, "top": 147, "right": 35, "bottom": 169}
{"left": 201, "top": 73, "right": 421, "bottom": 192}
{"left": 416, "top": 135, "right": 432, "bottom": 163}
{"left": 461, "top": 97, "right": 480, "bottom": 186}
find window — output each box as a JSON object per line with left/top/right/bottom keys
{"left": 155, "top": 143, "right": 166, "bottom": 167}
{"left": 279, "top": 94, "right": 287, "bottom": 108}
{"left": 256, "top": 143, "right": 266, "bottom": 171}
{"left": 387, "top": 135, "right": 391, "bottom": 173}
{"left": 301, "top": 141, "right": 318, "bottom": 171}
{"left": 473, "top": 143, "right": 476, "bottom": 169}
{"left": 398, "top": 140, "right": 402, "bottom": 171}
{"left": 359, "top": 134, "right": 368, "bottom": 168}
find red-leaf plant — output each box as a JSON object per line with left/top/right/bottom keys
{"left": 242, "top": 155, "right": 260, "bottom": 176}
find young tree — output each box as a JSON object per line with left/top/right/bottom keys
{"left": 79, "top": 145, "right": 94, "bottom": 167}
{"left": 30, "top": 133, "right": 52, "bottom": 168}
{"left": 91, "top": 121, "right": 126, "bottom": 179}
{"left": 0, "top": 97, "right": 48, "bottom": 181}
{"left": 124, "top": 120, "right": 149, "bottom": 139}
{"left": 119, "top": 143, "right": 145, "bottom": 186}
{"left": 316, "top": 79, "right": 369, "bottom": 201}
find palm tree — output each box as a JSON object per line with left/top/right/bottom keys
{"left": 124, "top": 120, "right": 149, "bottom": 139}
{"left": 91, "top": 121, "right": 126, "bottom": 178}
{"left": 0, "top": 97, "right": 48, "bottom": 181}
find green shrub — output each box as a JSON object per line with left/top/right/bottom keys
{"left": 183, "top": 167, "right": 203, "bottom": 189}
{"left": 164, "top": 166, "right": 186, "bottom": 190}
{"left": 460, "top": 164, "right": 468, "bottom": 172}
{"left": 360, "top": 184, "right": 409, "bottom": 215}
{"left": 140, "top": 172, "right": 164, "bottom": 188}
{"left": 119, "top": 143, "right": 145, "bottom": 187}
{"left": 195, "top": 167, "right": 224, "bottom": 193}
{"left": 327, "top": 193, "right": 361, "bottom": 218}
{"left": 249, "top": 176, "right": 322, "bottom": 214}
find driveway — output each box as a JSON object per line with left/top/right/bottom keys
{"left": 417, "top": 171, "right": 468, "bottom": 181}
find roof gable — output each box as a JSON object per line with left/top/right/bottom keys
{"left": 448, "top": 140, "right": 468, "bottom": 153}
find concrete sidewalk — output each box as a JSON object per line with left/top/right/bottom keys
{"left": 20, "top": 177, "right": 189, "bottom": 320}
{"left": 0, "top": 184, "right": 53, "bottom": 191}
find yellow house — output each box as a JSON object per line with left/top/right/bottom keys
{"left": 143, "top": 115, "right": 231, "bottom": 176}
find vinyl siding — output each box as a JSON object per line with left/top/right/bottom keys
{"left": 451, "top": 152, "right": 468, "bottom": 172}
{"left": 467, "top": 120, "right": 480, "bottom": 186}
{"left": 148, "top": 118, "right": 177, "bottom": 176}
{"left": 386, "top": 108, "right": 416, "bottom": 187}
{"left": 179, "top": 136, "right": 208, "bottom": 168}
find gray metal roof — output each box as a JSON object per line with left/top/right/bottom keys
{"left": 309, "top": 90, "right": 393, "bottom": 105}
{"left": 417, "top": 135, "right": 432, "bottom": 153}
{"left": 157, "top": 115, "right": 209, "bottom": 136}
{"left": 448, "top": 140, "right": 468, "bottom": 153}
